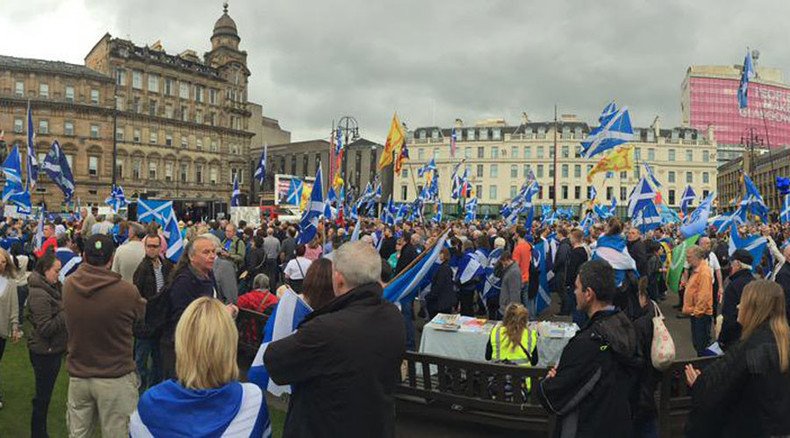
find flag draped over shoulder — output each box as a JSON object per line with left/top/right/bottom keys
{"left": 593, "top": 234, "right": 637, "bottom": 287}
{"left": 532, "top": 240, "right": 551, "bottom": 315}
{"left": 383, "top": 229, "right": 450, "bottom": 304}
{"left": 667, "top": 235, "right": 700, "bottom": 294}
{"left": 378, "top": 113, "right": 406, "bottom": 171}
{"left": 248, "top": 290, "right": 313, "bottom": 397}
{"left": 586, "top": 146, "right": 634, "bottom": 182}
{"left": 580, "top": 102, "right": 635, "bottom": 159}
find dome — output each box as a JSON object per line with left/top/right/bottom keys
{"left": 212, "top": 3, "right": 239, "bottom": 40}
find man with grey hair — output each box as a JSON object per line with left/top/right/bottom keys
{"left": 265, "top": 241, "right": 405, "bottom": 437}
{"left": 111, "top": 222, "right": 146, "bottom": 282}
{"left": 200, "top": 233, "right": 238, "bottom": 304}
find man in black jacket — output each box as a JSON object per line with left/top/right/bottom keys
{"left": 626, "top": 227, "right": 649, "bottom": 277}
{"left": 773, "top": 243, "right": 790, "bottom": 324}
{"left": 538, "top": 259, "right": 641, "bottom": 438}
{"left": 265, "top": 241, "right": 406, "bottom": 438}
{"left": 132, "top": 233, "right": 174, "bottom": 390}
{"left": 395, "top": 232, "right": 419, "bottom": 274}
{"left": 718, "top": 249, "right": 755, "bottom": 350}
{"left": 553, "top": 227, "right": 572, "bottom": 315}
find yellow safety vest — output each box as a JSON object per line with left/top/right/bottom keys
{"left": 490, "top": 324, "right": 538, "bottom": 391}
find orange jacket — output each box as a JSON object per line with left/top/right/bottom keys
{"left": 683, "top": 260, "right": 713, "bottom": 317}
{"left": 512, "top": 240, "right": 532, "bottom": 284}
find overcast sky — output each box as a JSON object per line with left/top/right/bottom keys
{"left": 1, "top": 0, "right": 788, "bottom": 142}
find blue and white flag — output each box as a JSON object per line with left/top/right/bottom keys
{"left": 327, "top": 186, "right": 337, "bottom": 205}
{"left": 248, "top": 289, "right": 313, "bottom": 397}
{"left": 593, "top": 234, "right": 637, "bottom": 287}
{"left": 381, "top": 196, "right": 395, "bottom": 226}
{"left": 588, "top": 186, "right": 597, "bottom": 201}
{"left": 335, "top": 127, "right": 343, "bottom": 156}
{"left": 297, "top": 166, "right": 324, "bottom": 245}
{"left": 456, "top": 250, "right": 484, "bottom": 285}
{"left": 2, "top": 146, "right": 27, "bottom": 205}
{"left": 532, "top": 240, "right": 551, "bottom": 315}
{"left": 164, "top": 212, "right": 184, "bottom": 262}
{"left": 384, "top": 230, "right": 450, "bottom": 304}
{"left": 628, "top": 177, "right": 656, "bottom": 218}
{"left": 417, "top": 158, "right": 437, "bottom": 178}
{"left": 680, "top": 185, "right": 696, "bottom": 217}
{"left": 433, "top": 199, "right": 443, "bottom": 223}
{"left": 286, "top": 179, "right": 303, "bottom": 206}
{"left": 231, "top": 175, "right": 241, "bottom": 207}
{"left": 643, "top": 162, "right": 662, "bottom": 188}
{"left": 254, "top": 146, "right": 267, "bottom": 185}
{"left": 580, "top": 212, "right": 594, "bottom": 236}
{"left": 41, "top": 141, "right": 75, "bottom": 202}
{"left": 137, "top": 199, "right": 173, "bottom": 228}
{"left": 742, "top": 174, "right": 769, "bottom": 222}
{"left": 729, "top": 226, "right": 767, "bottom": 272}
{"left": 464, "top": 197, "right": 478, "bottom": 223}
{"left": 34, "top": 208, "right": 45, "bottom": 252}
{"left": 782, "top": 195, "right": 790, "bottom": 224}
{"left": 738, "top": 49, "right": 756, "bottom": 109}
{"left": 26, "top": 101, "right": 38, "bottom": 190}
{"left": 680, "top": 192, "right": 716, "bottom": 238}
{"left": 105, "top": 185, "right": 127, "bottom": 213}
{"left": 580, "top": 102, "right": 635, "bottom": 159}
{"left": 481, "top": 247, "right": 504, "bottom": 303}
{"left": 55, "top": 247, "right": 82, "bottom": 283}
{"left": 633, "top": 202, "right": 662, "bottom": 234}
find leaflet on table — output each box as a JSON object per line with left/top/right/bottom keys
{"left": 428, "top": 314, "right": 496, "bottom": 333}
{"left": 536, "top": 321, "right": 579, "bottom": 338}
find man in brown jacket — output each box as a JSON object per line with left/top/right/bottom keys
{"left": 63, "top": 234, "right": 146, "bottom": 437}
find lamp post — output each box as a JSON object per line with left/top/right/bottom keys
{"left": 337, "top": 116, "right": 360, "bottom": 191}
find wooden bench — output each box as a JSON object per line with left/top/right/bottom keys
{"left": 396, "top": 351, "right": 555, "bottom": 434}
{"left": 658, "top": 356, "right": 719, "bottom": 437}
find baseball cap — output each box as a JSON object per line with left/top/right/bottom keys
{"left": 730, "top": 249, "right": 754, "bottom": 267}
{"left": 84, "top": 234, "right": 115, "bottom": 266}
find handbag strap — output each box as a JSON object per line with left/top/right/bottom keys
{"left": 651, "top": 300, "right": 663, "bottom": 319}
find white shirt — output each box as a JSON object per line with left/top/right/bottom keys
{"left": 284, "top": 257, "right": 312, "bottom": 280}
{"left": 707, "top": 252, "right": 721, "bottom": 272}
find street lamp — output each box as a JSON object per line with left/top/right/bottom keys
{"left": 337, "top": 116, "right": 360, "bottom": 190}
{"left": 740, "top": 127, "right": 764, "bottom": 175}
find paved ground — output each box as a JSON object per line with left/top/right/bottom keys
{"left": 396, "top": 293, "right": 697, "bottom": 437}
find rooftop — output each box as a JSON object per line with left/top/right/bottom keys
{"left": 0, "top": 54, "right": 112, "bottom": 81}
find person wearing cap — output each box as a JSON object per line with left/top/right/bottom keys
{"left": 62, "top": 234, "right": 146, "bottom": 437}
{"left": 718, "top": 249, "right": 755, "bottom": 350}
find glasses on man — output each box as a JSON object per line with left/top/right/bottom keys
{"left": 146, "top": 244, "right": 161, "bottom": 249}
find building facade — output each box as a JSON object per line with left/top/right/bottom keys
{"left": 396, "top": 115, "right": 718, "bottom": 216}
{"left": 718, "top": 147, "right": 790, "bottom": 215}
{"left": 682, "top": 64, "right": 790, "bottom": 165}
{"left": 0, "top": 4, "right": 266, "bottom": 217}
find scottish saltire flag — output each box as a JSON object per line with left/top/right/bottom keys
{"left": 105, "top": 185, "right": 127, "bottom": 213}
{"left": 729, "top": 226, "right": 767, "bottom": 272}
{"left": 254, "top": 146, "right": 267, "bottom": 185}
{"left": 417, "top": 158, "right": 437, "bottom": 178}
{"left": 580, "top": 212, "right": 594, "bottom": 235}
{"left": 451, "top": 163, "right": 463, "bottom": 199}
{"left": 286, "top": 179, "right": 303, "bottom": 206}
{"left": 297, "top": 166, "right": 324, "bottom": 245}
{"left": 593, "top": 234, "right": 637, "bottom": 287}
{"left": 41, "top": 141, "right": 75, "bottom": 202}
{"left": 327, "top": 186, "right": 337, "bottom": 205}
{"left": 481, "top": 247, "right": 503, "bottom": 303}
{"left": 381, "top": 196, "right": 395, "bottom": 226}
{"left": 742, "top": 174, "right": 769, "bottom": 222}
{"left": 738, "top": 49, "right": 756, "bottom": 109}
{"left": 456, "top": 250, "right": 484, "bottom": 285}
{"left": 164, "top": 213, "right": 184, "bottom": 262}
{"left": 383, "top": 230, "right": 450, "bottom": 304}
{"left": 231, "top": 176, "right": 241, "bottom": 207}
{"left": 464, "top": 197, "right": 478, "bottom": 222}
{"left": 248, "top": 289, "right": 313, "bottom": 397}
{"left": 588, "top": 186, "right": 597, "bottom": 200}
{"left": 633, "top": 201, "right": 662, "bottom": 234}
{"left": 580, "top": 102, "right": 635, "bottom": 159}
{"left": 334, "top": 127, "right": 343, "bottom": 156}
{"left": 593, "top": 203, "right": 613, "bottom": 220}
{"left": 34, "top": 209, "right": 45, "bottom": 252}
{"left": 26, "top": 101, "right": 38, "bottom": 190}
{"left": 137, "top": 199, "right": 174, "bottom": 227}
{"left": 395, "top": 203, "right": 407, "bottom": 224}
{"left": 782, "top": 195, "right": 790, "bottom": 224}
{"left": 680, "top": 185, "right": 696, "bottom": 216}
{"left": 450, "top": 127, "right": 458, "bottom": 158}
{"left": 433, "top": 199, "right": 443, "bottom": 223}
{"left": 2, "top": 146, "right": 27, "bottom": 205}
{"left": 349, "top": 219, "right": 362, "bottom": 242}
{"left": 777, "top": 176, "right": 790, "bottom": 196}
{"left": 532, "top": 240, "right": 551, "bottom": 315}
{"left": 643, "top": 162, "right": 662, "bottom": 188}
{"left": 680, "top": 192, "right": 716, "bottom": 238}
{"left": 55, "top": 247, "right": 82, "bottom": 283}
{"left": 628, "top": 177, "right": 656, "bottom": 218}
{"left": 659, "top": 203, "right": 681, "bottom": 225}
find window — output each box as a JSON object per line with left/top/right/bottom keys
{"left": 703, "top": 172, "right": 709, "bottom": 184}
{"left": 210, "top": 140, "right": 218, "bottom": 152}
{"left": 510, "top": 186, "right": 518, "bottom": 198}
{"left": 703, "top": 190, "right": 710, "bottom": 199}
{"left": 620, "top": 187, "right": 627, "bottom": 201}
{"left": 524, "top": 146, "right": 531, "bottom": 158}
{"left": 210, "top": 167, "right": 218, "bottom": 184}
{"left": 15, "top": 81, "right": 24, "bottom": 97}
{"left": 195, "top": 164, "right": 203, "bottom": 183}
{"left": 165, "top": 104, "right": 174, "bottom": 119}
{"left": 606, "top": 187, "right": 613, "bottom": 200}
{"left": 132, "top": 158, "right": 142, "bottom": 179}
{"left": 165, "top": 134, "right": 173, "bottom": 147}
{"left": 89, "top": 156, "right": 99, "bottom": 176}
{"left": 433, "top": 148, "right": 440, "bottom": 159}
{"left": 574, "top": 165, "right": 581, "bottom": 178}
{"left": 537, "top": 146, "right": 544, "bottom": 158}
{"left": 668, "top": 171, "right": 675, "bottom": 183}
{"left": 65, "top": 86, "right": 75, "bottom": 102}
{"left": 149, "top": 130, "right": 157, "bottom": 144}
{"left": 562, "top": 145, "right": 569, "bottom": 158}
{"left": 575, "top": 186, "right": 581, "bottom": 199}
{"left": 196, "top": 139, "right": 203, "bottom": 150}
{"left": 90, "top": 124, "right": 99, "bottom": 138}
{"left": 686, "top": 149, "right": 693, "bottom": 162}
{"left": 620, "top": 171, "right": 627, "bottom": 179}
{"left": 132, "top": 97, "right": 141, "bottom": 113}
{"left": 39, "top": 83, "right": 49, "bottom": 98}
{"left": 491, "top": 146, "right": 499, "bottom": 159}
{"left": 635, "top": 148, "right": 641, "bottom": 161}
{"left": 476, "top": 164, "right": 484, "bottom": 178}
{"left": 523, "top": 164, "right": 531, "bottom": 178}
{"left": 490, "top": 164, "right": 498, "bottom": 178}
{"left": 132, "top": 70, "right": 143, "bottom": 89}
{"left": 479, "top": 129, "right": 489, "bottom": 141}
{"left": 164, "top": 78, "right": 174, "bottom": 96}
{"left": 686, "top": 172, "right": 693, "bottom": 184}
{"left": 180, "top": 163, "right": 189, "bottom": 182}
{"left": 467, "top": 128, "right": 476, "bottom": 141}
{"left": 477, "top": 147, "right": 484, "bottom": 158}
{"left": 165, "top": 162, "right": 173, "bottom": 181}
{"left": 489, "top": 185, "right": 497, "bottom": 200}
{"left": 195, "top": 85, "right": 204, "bottom": 103}
{"left": 511, "top": 146, "right": 518, "bottom": 159}
{"left": 38, "top": 120, "right": 49, "bottom": 134}
{"left": 209, "top": 88, "right": 218, "bottom": 104}
{"left": 703, "top": 150, "right": 710, "bottom": 162}
{"left": 537, "top": 165, "right": 544, "bottom": 178}
{"left": 195, "top": 110, "right": 202, "bottom": 124}
{"left": 648, "top": 148, "right": 656, "bottom": 161}
{"left": 562, "top": 164, "right": 569, "bottom": 178}
{"left": 510, "top": 165, "right": 518, "bottom": 178}
{"left": 492, "top": 128, "right": 501, "bottom": 141}
{"left": 668, "top": 149, "right": 676, "bottom": 161}
{"left": 417, "top": 148, "right": 424, "bottom": 161}
{"left": 549, "top": 166, "right": 554, "bottom": 178}
{"left": 464, "top": 147, "right": 471, "bottom": 159}
{"left": 668, "top": 189, "right": 676, "bottom": 205}
{"left": 115, "top": 127, "right": 123, "bottom": 141}
{"left": 180, "top": 106, "right": 188, "bottom": 122}
{"left": 133, "top": 129, "right": 141, "bottom": 143}
{"left": 179, "top": 82, "right": 189, "bottom": 99}
{"left": 115, "top": 158, "right": 124, "bottom": 179}
{"left": 13, "top": 118, "right": 23, "bottom": 133}
{"left": 181, "top": 136, "right": 188, "bottom": 148}
{"left": 475, "top": 185, "right": 482, "bottom": 198}
{"left": 117, "top": 97, "right": 125, "bottom": 110}
{"left": 148, "top": 162, "right": 157, "bottom": 180}
{"left": 116, "top": 68, "right": 126, "bottom": 85}
{"left": 149, "top": 100, "right": 157, "bottom": 117}
{"left": 562, "top": 186, "right": 568, "bottom": 200}
{"left": 90, "top": 89, "right": 99, "bottom": 104}
{"left": 549, "top": 147, "right": 555, "bottom": 158}
{"left": 148, "top": 74, "right": 159, "bottom": 93}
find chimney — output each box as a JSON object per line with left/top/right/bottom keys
{"left": 651, "top": 116, "right": 661, "bottom": 138}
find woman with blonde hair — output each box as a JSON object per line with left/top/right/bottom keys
{"left": 131, "top": 297, "right": 270, "bottom": 437}
{"left": 0, "top": 247, "right": 20, "bottom": 409}
{"left": 485, "top": 303, "right": 539, "bottom": 394}
{"left": 685, "top": 280, "right": 790, "bottom": 437}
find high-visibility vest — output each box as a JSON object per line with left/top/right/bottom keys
{"left": 490, "top": 324, "right": 538, "bottom": 391}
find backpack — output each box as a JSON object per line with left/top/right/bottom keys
{"left": 614, "top": 270, "right": 641, "bottom": 320}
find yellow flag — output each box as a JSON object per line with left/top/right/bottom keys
{"left": 586, "top": 146, "right": 635, "bottom": 183}
{"left": 300, "top": 185, "right": 312, "bottom": 211}
{"left": 378, "top": 113, "right": 406, "bottom": 170}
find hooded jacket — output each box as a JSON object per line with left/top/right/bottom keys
{"left": 63, "top": 263, "right": 146, "bottom": 378}
{"left": 538, "top": 308, "right": 641, "bottom": 438}
{"left": 26, "top": 271, "right": 67, "bottom": 355}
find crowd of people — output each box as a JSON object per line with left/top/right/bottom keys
{"left": 0, "top": 206, "right": 788, "bottom": 437}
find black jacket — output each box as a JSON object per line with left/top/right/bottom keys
{"left": 379, "top": 236, "right": 397, "bottom": 261}
{"left": 264, "top": 282, "right": 406, "bottom": 438}
{"left": 395, "top": 243, "right": 418, "bottom": 275}
{"left": 632, "top": 303, "right": 660, "bottom": 422}
{"left": 162, "top": 266, "right": 217, "bottom": 343}
{"left": 426, "top": 261, "right": 456, "bottom": 313}
{"left": 245, "top": 247, "right": 267, "bottom": 278}
{"left": 552, "top": 238, "right": 571, "bottom": 291}
{"left": 566, "top": 246, "right": 589, "bottom": 289}
{"left": 132, "top": 256, "right": 174, "bottom": 339}
{"left": 538, "top": 309, "right": 641, "bottom": 438}
{"left": 718, "top": 268, "right": 754, "bottom": 349}
{"left": 627, "top": 238, "right": 649, "bottom": 277}
{"left": 686, "top": 324, "right": 790, "bottom": 438}
{"left": 773, "top": 263, "right": 790, "bottom": 323}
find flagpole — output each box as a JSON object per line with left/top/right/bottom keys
{"left": 553, "top": 104, "right": 558, "bottom": 211}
